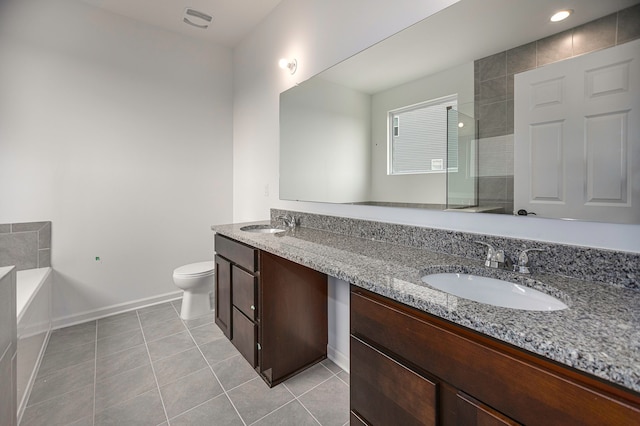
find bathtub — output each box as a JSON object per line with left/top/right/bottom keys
{"left": 16, "top": 267, "right": 52, "bottom": 423}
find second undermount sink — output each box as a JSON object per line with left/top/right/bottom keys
{"left": 421, "top": 273, "right": 568, "bottom": 311}
{"left": 240, "top": 225, "right": 285, "bottom": 234}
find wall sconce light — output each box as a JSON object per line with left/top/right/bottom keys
{"left": 279, "top": 58, "right": 297, "bottom": 74}
{"left": 550, "top": 9, "right": 572, "bottom": 22}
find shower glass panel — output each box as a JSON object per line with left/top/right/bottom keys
{"left": 446, "top": 108, "right": 478, "bottom": 209}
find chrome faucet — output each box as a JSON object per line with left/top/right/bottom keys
{"left": 475, "top": 241, "right": 512, "bottom": 269}
{"left": 276, "top": 214, "right": 297, "bottom": 230}
{"left": 516, "top": 248, "right": 545, "bottom": 274}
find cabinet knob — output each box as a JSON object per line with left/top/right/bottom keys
{"left": 257, "top": 343, "right": 261, "bottom": 350}
{"left": 250, "top": 305, "right": 255, "bottom": 310}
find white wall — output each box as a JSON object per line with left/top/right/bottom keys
{"left": 280, "top": 77, "right": 371, "bottom": 203}
{"left": 233, "top": 0, "right": 639, "bottom": 254}
{"left": 0, "top": 0, "right": 234, "bottom": 324}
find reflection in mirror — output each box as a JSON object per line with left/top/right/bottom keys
{"left": 446, "top": 108, "right": 481, "bottom": 211}
{"left": 279, "top": 0, "right": 640, "bottom": 223}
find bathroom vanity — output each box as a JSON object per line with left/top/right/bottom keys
{"left": 212, "top": 213, "right": 640, "bottom": 425}
{"left": 350, "top": 287, "right": 639, "bottom": 425}
{"left": 214, "top": 233, "right": 327, "bottom": 387}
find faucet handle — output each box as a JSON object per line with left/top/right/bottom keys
{"left": 517, "top": 248, "right": 546, "bottom": 274}
{"left": 276, "top": 213, "right": 297, "bottom": 230}
{"left": 475, "top": 241, "right": 495, "bottom": 267}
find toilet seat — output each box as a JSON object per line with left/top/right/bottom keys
{"left": 173, "top": 261, "right": 214, "bottom": 278}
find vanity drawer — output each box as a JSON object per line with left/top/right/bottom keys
{"left": 351, "top": 287, "right": 640, "bottom": 426}
{"left": 231, "top": 307, "right": 257, "bottom": 368}
{"left": 351, "top": 335, "right": 437, "bottom": 426}
{"left": 232, "top": 265, "right": 257, "bottom": 320}
{"left": 215, "top": 234, "right": 258, "bottom": 272}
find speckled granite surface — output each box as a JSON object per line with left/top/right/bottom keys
{"left": 271, "top": 209, "right": 640, "bottom": 290}
{"left": 212, "top": 219, "right": 640, "bottom": 393}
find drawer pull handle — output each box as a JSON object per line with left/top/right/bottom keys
{"left": 250, "top": 305, "right": 256, "bottom": 310}
{"left": 257, "top": 343, "right": 261, "bottom": 350}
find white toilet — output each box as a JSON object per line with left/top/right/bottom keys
{"left": 172, "top": 261, "right": 215, "bottom": 320}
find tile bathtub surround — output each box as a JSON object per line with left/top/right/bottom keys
{"left": 271, "top": 209, "right": 640, "bottom": 290}
{"left": 22, "top": 300, "right": 350, "bottom": 426}
{"left": 0, "top": 267, "right": 17, "bottom": 426}
{"left": 0, "top": 221, "right": 51, "bottom": 270}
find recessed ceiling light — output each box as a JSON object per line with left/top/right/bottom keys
{"left": 550, "top": 9, "right": 573, "bottom": 22}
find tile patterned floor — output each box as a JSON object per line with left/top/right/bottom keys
{"left": 21, "top": 301, "right": 350, "bottom": 426}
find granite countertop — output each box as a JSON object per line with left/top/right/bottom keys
{"left": 212, "top": 221, "right": 640, "bottom": 393}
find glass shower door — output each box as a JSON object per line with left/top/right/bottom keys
{"left": 446, "top": 108, "right": 478, "bottom": 209}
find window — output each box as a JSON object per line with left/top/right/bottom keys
{"left": 388, "top": 95, "right": 458, "bottom": 175}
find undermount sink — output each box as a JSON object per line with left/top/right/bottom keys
{"left": 240, "top": 225, "right": 285, "bottom": 234}
{"left": 421, "top": 273, "right": 568, "bottom": 311}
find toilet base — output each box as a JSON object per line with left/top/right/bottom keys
{"left": 180, "top": 286, "right": 213, "bottom": 320}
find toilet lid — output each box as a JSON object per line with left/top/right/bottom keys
{"left": 173, "top": 261, "right": 215, "bottom": 277}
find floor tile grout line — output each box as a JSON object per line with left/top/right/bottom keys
{"left": 97, "top": 312, "right": 177, "bottom": 343}
{"left": 217, "top": 367, "right": 263, "bottom": 393}
{"left": 144, "top": 332, "right": 200, "bottom": 364}
{"left": 24, "top": 359, "right": 96, "bottom": 407}
{"left": 283, "top": 364, "right": 350, "bottom": 426}
{"left": 141, "top": 326, "right": 192, "bottom": 347}
{"left": 291, "top": 369, "right": 339, "bottom": 400}
{"left": 22, "top": 382, "right": 95, "bottom": 412}
{"left": 137, "top": 310, "right": 171, "bottom": 425}
{"left": 283, "top": 379, "right": 329, "bottom": 426}
{"left": 39, "top": 338, "right": 96, "bottom": 360}
{"left": 249, "top": 388, "right": 321, "bottom": 426}
{"left": 335, "top": 373, "right": 349, "bottom": 387}
{"left": 246, "top": 362, "right": 344, "bottom": 425}
{"left": 164, "top": 393, "right": 223, "bottom": 423}
{"left": 96, "top": 326, "right": 143, "bottom": 343}
{"left": 180, "top": 310, "right": 249, "bottom": 426}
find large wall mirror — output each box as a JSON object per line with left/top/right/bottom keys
{"left": 280, "top": 0, "right": 640, "bottom": 224}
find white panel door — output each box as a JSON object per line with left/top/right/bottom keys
{"left": 514, "top": 39, "right": 640, "bottom": 223}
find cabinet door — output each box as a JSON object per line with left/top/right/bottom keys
{"left": 214, "top": 255, "right": 231, "bottom": 339}
{"left": 260, "top": 251, "right": 327, "bottom": 386}
{"left": 351, "top": 336, "right": 437, "bottom": 426}
{"left": 457, "top": 392, "right": 521, "bottom": 426}
{"left": 351, "top": 287, "right": 640, "bottom": 426}
{"left": 232, "top": 265, "right": 257, "bottom": 320}
{"left": 232, "top": 307, "right": 257, "bottom": 368}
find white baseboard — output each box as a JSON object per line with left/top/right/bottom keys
{"left": 327, "top": 344, "right": 349, "bottom": 373}
{"left": 51, "top": 290, "right": 182, "bottom": 330}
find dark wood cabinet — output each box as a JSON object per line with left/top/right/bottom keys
{"left": 351, "top": 336, "right": 437, "bottom": 426}
{"left": 214, "top": 234, "right": 328, "bottom": 387}
{"left": 215, "top": 234, "right": 259, "bottom": 362}
{"left": 456, "top": 392, "right": 521, "bottom": 426}
{"left": 351, "top": 286, "right": 640, "bottom": 426}
{"left": 259, "top": 251, "right": 328, "bottom": 386}
{"left": 232, "top": 307, "right": 257, "bottom": 367}
{"left": 214, "top": 254, "right": 231, "bottom": 338}
{"left": 231, "top": 265, "right": 257, "bottom": 321}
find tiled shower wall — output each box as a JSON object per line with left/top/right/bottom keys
{"left": 473, "top": 4, "right": 640, "bottom": 212}
{"left": 0, "top": 222, "right": 51, "bottom": 270}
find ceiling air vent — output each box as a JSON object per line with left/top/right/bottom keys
{"left": 183, "top": 8, "right": 213, "bottom": 29}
